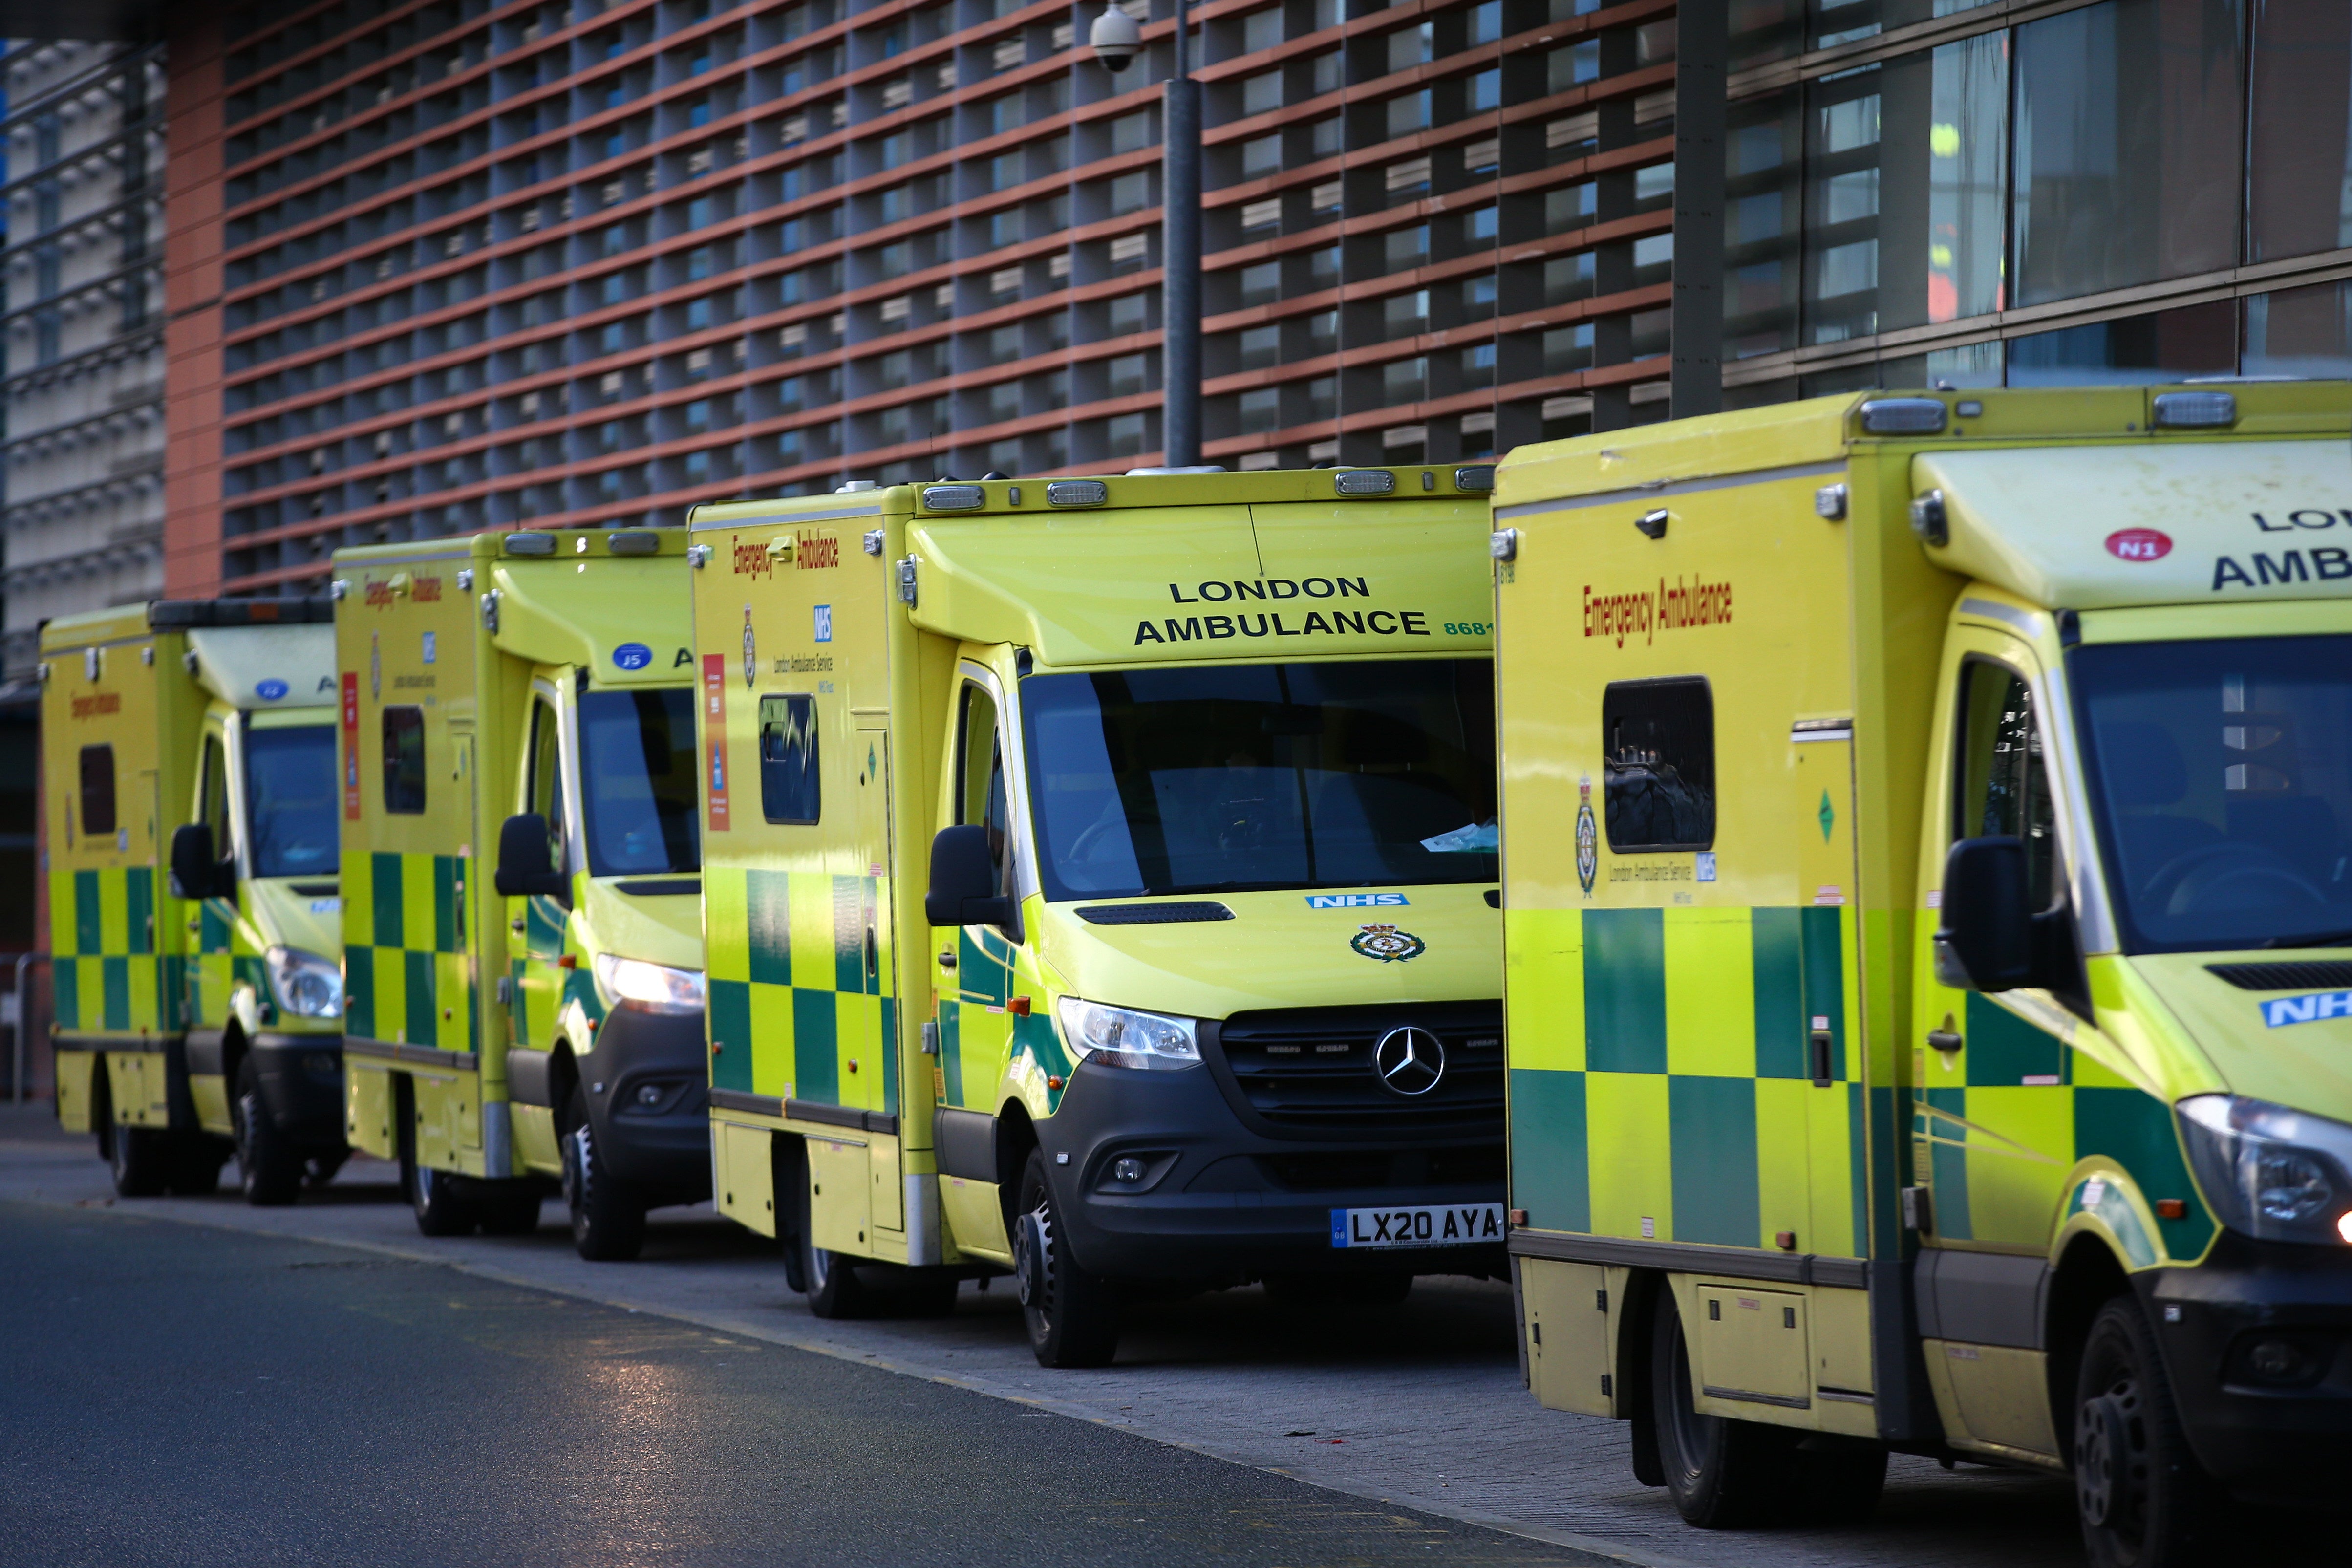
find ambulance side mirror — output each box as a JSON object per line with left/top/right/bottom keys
{"left": 169, "top": 823, "right": 233, "bottom": 900}
{"left": 495, "top": 813, "right": 569, "bottom": 899}
{"left": 1937, "top": 836, "right": 2033, "bottom": 992}
{"left": 925, "top": 825, "right": 1016, "bottom": 928}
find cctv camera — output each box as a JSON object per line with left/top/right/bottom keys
{"left": 1090, "top": 3, "right": 1143, "bottom": 70}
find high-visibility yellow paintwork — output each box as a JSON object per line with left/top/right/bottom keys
{"left": 1496, "top": 384, "right": 2352, "bottom": 1466}
{"left": 333, "top": 529, "right": 699, "bottom": 1179}
{"left": 40, "top": 605, "right": 340, "bottom": 1141}
{"left": 689, "top": 469, "right": 1500, "bottom": 1268}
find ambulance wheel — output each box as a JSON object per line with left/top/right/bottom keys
{"left": 2074, "top": 1297, "right": 2217, "bottom": 1568}
{"left": 802, "top": 1241, "right": 877, "bottom": 1318}
{"left": 404, "top": 1153, "right": 481, "bottom": 1237}
{"left": 1015, "top": 1150, "right": 1120, "bottom": 1368}
{"left": 305, "top": 1149, "right": 349, "bottom": 1189}
{"left": 234, "top": 1056, "right": 302, "bottom": 1206}
{"left": 168, "top": 1134, "right": 229, "bottom": 1196}
{"left": 107, "top": 1119, "right": 171, "bottom": 1199}
{"left": 562, "top": 1087, "right": 645, "bottom": 1261}
{"left": 1650, "top": 1290, "right": 1795, "bottom": 1527}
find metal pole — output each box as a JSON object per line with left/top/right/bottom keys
{"left": 1162, "top": 0, "right": 1201, "bottom": 468}
{"left": 9, "top": 953, "right": 41, "bottom": 1107}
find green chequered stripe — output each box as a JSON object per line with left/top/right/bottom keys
{"left": 1508, "top": 904, "right": 1865, "bottom": 1256}
{"left": 48, "top": 865, "right": 182, "bottom": 1036}
{"left": 342, "top": 850, "right": 475, "bottom": 1052}
{"left": 706, "top": 866, "right": 896, "bottom": 1116}
{"left": 1914, "top": 991, "right": 2213, "bottom": 1261}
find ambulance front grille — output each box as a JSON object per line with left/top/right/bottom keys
{"left": 1209, "top": 1002, "right": 1505, "bottom": 1138}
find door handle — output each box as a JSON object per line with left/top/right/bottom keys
{"left": 1808, "top": 1028, "right": 1834, "bottom": 1087}
{"left": 1926, "top": 1029, "right": 1962, "bottom": 1053}
{"left": 864, "top": 925, "right": 877, "bottom": 983}
{"left": 938, "top": 949, "right": 956, "bottom": 970}
{"left": 511, "top": 917, "right": 526, "bottom": 934}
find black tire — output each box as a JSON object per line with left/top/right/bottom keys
{"left": 2075, "top": 1297, "right": 2218, "bottom": 1568}
{"left": 803, "top": 1240, "right": 877, "bottom": 1317}
{"left": 397, "top": 1088, "right": 479, "bottom": 1237}
{"left": 476, "top": 1184, "right": 544, "bottom": 1237}
{"left": 561, "top": 1086, "right": 645, "bottom": 1261}
{"left": 1264, "top": 1271, "right": 1413, "bottom": 1307}
{"left": 305, "top": 1149, "right": 349, "bottom": 1189}
{"left": 107, "top": 1102, "right": 171, "bottom": 1199}
{"left": 1650, "top": 1289, "right": 1796, "bottom": 1527}
{"left": 233, "top": 1056, "right": 302, "bottom": 1206}
{"left": 167, "top": 1134, "right": 229, "bottom": 1196}
{"left": 1014, "top": 1149, "right": 1120, "bottom": 1368}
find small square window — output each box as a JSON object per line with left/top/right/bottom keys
{"left": 1603, "top": 678, "right": 1714, "bottom": 851}
{"left": 382, "top": 708, "right": 426, "bottom": 815}
{"left": 759, "top": 695, "right": 820, "bottom": 824}
{"left": 78, "top": 744, "right": 115, "bottom": 837}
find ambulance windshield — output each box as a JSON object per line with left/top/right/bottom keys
{"left": 1021, "top": 659, "right": 1496, "bottom": 899}
{"left": 578, "top": 688, "right": 700, "bottom": 876}
{"left": 2074, "top": 635, "right": 2352, "bottom": 952}
{"left": 245, "top": 725, "right": 339, "bottom": 879}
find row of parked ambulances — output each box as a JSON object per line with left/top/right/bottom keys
{"left": 43, "top": 383, "right": 2352, "bottom": 1565}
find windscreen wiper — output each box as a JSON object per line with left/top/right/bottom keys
{"left": 2256, "top": 929, "right": 2352, "bottom": 949}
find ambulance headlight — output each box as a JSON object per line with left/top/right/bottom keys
{"left": 265, "top": 946, "right": 343, "bottom": 1019}
{"left": 2178, "top": 1095, "right": 2352, "bottom": 1244}
{"left": 593, "top": 953, "right": 706, "bottom": 1015}
{"left": 1055, "top": 997, "right": 1199, "bottom": 1072}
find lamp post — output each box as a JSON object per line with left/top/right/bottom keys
{"left": 1090, "top": 0, "right": 1200, "bottom": 468}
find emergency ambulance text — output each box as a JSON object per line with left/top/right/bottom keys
{"left": 1582, "top": 576, "right": 1734, "bottom": 647}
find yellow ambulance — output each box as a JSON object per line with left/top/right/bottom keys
{"left": 1496, "top": 384, "right": 2352, "bottom": 1563}
{"left": 689, "top": 468, "right": 1505, "bottom": 1365}
{"left": 333, "top": 528, "right": 709, "bottom": 1258}
{"left": 43, "top": 598, "right": 345, "bottom": 1204}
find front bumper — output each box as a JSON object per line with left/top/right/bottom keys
{"left": 248, "top": 1033, "right": 348, "bottom": 1150}
{"left": 2143, "top": 1230, "right": 2352, "bottom": 1505}
{"left": 578, "top": 1004, "right": 710, "bottom": 1203}
{"left": 1036, "top": 1058, "right": 1505, "bottom": 1283}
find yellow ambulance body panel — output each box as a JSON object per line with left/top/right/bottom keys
{"left": 334, "top": 528, "right": 709, "bottom": 1253}
{"left": 1497, "top": 384, "right": 2352, "bottom": 1544}
{"left": 41, "top": 599, "right": 343, "bottom": 1200}
{"left": 692, "top": 469, "right": 1508, "bottom": 1360}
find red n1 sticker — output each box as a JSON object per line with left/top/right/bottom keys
{"left": 702, "top": 653, "right": 730, "bottom": 832}
{"left": 2106, "top": 528, "right": 2172, "bottom": 562}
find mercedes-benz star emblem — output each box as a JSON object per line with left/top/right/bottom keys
{"left": 1373, "top": 1026, "right": 1446, "bottom": 1097}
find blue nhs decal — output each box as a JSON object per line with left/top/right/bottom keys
{"left": 612, "top": 642, "right": 654, "bottom": 671}
{"left": 2263, "top": 990, "right": 2352, "bottom": 1028}
{"left": 1305, "top": 893, "right": 1409, "bottom": 909}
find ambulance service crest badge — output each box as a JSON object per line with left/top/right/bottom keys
{"left": 742, "top": 604, "right": 757, "bottom": 689}
{"left": 1351, "top": 923, "right": 1426, "bottom": 963}
{"left": 1575, "top": 775, "right": 1598, "bottom": 897}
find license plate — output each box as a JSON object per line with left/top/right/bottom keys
{"left": 1329, "top": 1203, "right": 1505, "bottom": 1249}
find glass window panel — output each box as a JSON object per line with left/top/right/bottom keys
{"left": 1927, "top": 31, "right": 2008, "bottom": 322}
{"left": 245, "top": 726, "right": 339, "bottom": 878}
{"left": 2244, "top": 280, "right": 2352, "bottom": 378}
{"left": 1603, "top": 678, "right": 1714, "bottom": 852}
{"left": 758, "top": 694, "right": 821, "bottom": 824}
{"left": 2013, "top": 0, "right": 2244, "bottom": 308}
{"left": 79, "top": 744, "right": 116, "bottom": 836}
{"left": 1725, "top": 88, "right": 1801, "bottom": 358}
{"left": 2247, "top": 0, "right": 2352, "bottom": 262}
{"left": 2004, "top": 299, "right": 2236, "bottom": 385}
{"left": 381, "top": 708, "right": 425, "bottom": 815}
{"left": 1805, "top": 69, "right": 1882, "bottom": 344}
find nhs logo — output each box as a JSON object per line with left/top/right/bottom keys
{"left": 2262, "top": 990, "right": 2352, "bottom": 1028}
{"left": 1306, "top": 893, "right": 1409, "bottom": 909}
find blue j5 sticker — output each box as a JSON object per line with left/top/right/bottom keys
{"left": 254, "top": 679, "right": 289, "bottom": 701}
{"left": 2263, "top": 990, "right": 2352, "bottom": 1027}
{"left": 1307, "top": 892, "right": 1408, "bottom": 908}
{"left": 612, "top": 642, "right": 653, "bottom": 671}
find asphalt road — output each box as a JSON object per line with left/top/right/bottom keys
{"left": 0, "top": 1199, "right": 1605, "bottom": 1568}
{"left": 5, "top": 1105, "right": 2337, "bottom": 1568}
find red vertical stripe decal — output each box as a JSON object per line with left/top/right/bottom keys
{"left": 341, "top": 671, "right": 362, "bottom": 820}
{"left": 703, "top": 653, "right": 730, "bottom": 832}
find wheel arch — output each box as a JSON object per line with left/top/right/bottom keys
{"left": 2044, "top": 1229, "right": 2136, "bottom": 1461}
{"left": 993, "top": 1098, "right": 1039, "bottom": 1233}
